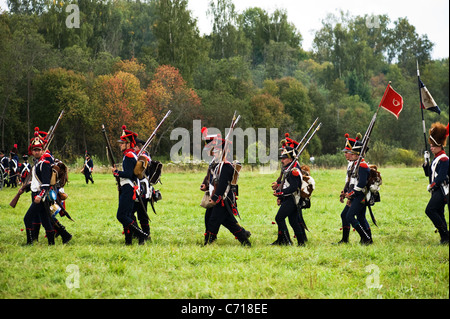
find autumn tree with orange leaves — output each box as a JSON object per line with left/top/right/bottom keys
{"left": 145, "top": 65, "right": 202, "bottom": 154}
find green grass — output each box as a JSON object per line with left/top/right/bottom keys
{"left": 0, "top": 167, "right": 448, "bottom": 299}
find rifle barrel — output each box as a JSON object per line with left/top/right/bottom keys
{"left": 138, "top": 110, "right": 172, "bottom": 157}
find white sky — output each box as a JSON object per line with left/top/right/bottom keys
{"left": 1, "top": 0, "right": 448, "bottom": 59}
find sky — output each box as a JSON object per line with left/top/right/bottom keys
{"left": 1, "top": 0, "right": 448, "bottom": 59}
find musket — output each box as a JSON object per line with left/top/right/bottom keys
{"left": 215, "top": 111, "right": 241, "bottom": 177}
{"left": 137, "top": 110, "right": 172, "bottom": 157}
{"left": 209, "top": 112, "right": 241, "bottom": 206}
{"left": 10, "top": 110, "right": 65, "bottom": 208}
{"left": 101, "top": 124, "right": 120, "bottom": 191}
{"left": 277, "top": 122, "right": 322, "bottom": 192}
{"left": 135, "top": 110, "right": 171, "bottom": 215}
{"left": 350, "top": 112, "right": 377, "bottom": 181}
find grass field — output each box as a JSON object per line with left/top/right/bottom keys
{"left": 0, "top": 166, "right": 448, "bottom": 299}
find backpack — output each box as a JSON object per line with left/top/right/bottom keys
{"left": 366, "top": 164, "right": 382, "bottom": 206}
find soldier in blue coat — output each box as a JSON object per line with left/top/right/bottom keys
{"left": 112, "top": 126, "right": 148, "bottom": 245}
{"left": 423, "top": 122, "right": 449, "bottom": 244}
{"left": 22, "top": 129, "right": 55, "bottom": 245}
{"left": 271, "top": 145, "right": 306, "bottom": 246}
{"left": 344, "top": 135, "right": 372, "bottom": 245}
{"left": 203, "top": 135, "right": 251, "bottom": 246}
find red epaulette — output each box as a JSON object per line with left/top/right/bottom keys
{"left": 360, "top": 162, "right": 369, "bottom": 169}
{"left": 41, "top": 152, "right": 52, "bottom": 164}
{"left": 124, "top": 149, "right": 137, "bottom": 159}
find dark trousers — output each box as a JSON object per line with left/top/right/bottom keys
{"left": 206, "top": 199, "right": 243, "bottom": 236}
{"left": 345, "top": 193, "right": 369, "bottom": 230}
{"left": 275, "top": 196, "right": 303, "bottom": 235}
{"left": 425, "top": 189, "right": 449, "bottom": 230}
{"left": 132, "top": 198, "right": 149, "bottom": 229}
{"left": 116, "top": 184, "right": 135, "bottom": 227}
{"left": 84, "top": 172, "right": 94, "bottom": 184}
{"left": 24, "top": 193, "right": 53, "bottom": 232}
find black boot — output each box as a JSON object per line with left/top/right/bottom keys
{"left": 295, "top": 233, "right": 305, "bottom": 246}
{"left": 46, "top": 230, "right": 55, "bottom": 246}
{"left": 124, "top": 227, "right": 132, "bottom": 245}
{"left": 54, "top": 221, "right": 72, "bottom": 244}
{"left": 365, "top": 227, "right": 373, "bottom": 244}
{"left": 31, "top": 223, "right": 41, "bottom": 242}
{"left": 354, "top": 224, "right": 372, "bottom": 245}
{"left": 437, "top": 226, "right": 449, "bottom": 245}
{"left": 141, "top": 223, "right": 151, "bottom": 242}
{"left": 235, "top": 228, "right": 251, "bottom": 247}
{"left": 204, "top": 231, "right": 217, "bottom": 245}
{"left": 271, "top": 231, "right": 283, "bottom": 245}
{"left": 280, "top": 230, "right": 293, "bottom": 246}
{"left": 25, "top": 228, "right": 33, "bottom": 245}
{"left": 128, "top": 222, "right": 148, "bottom": 245}
{"left": 336, "top": 226, "right": 350, "bottom": 244}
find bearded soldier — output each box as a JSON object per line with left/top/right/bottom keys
{"left": 112, "top": 126, "right": 148, "bottom": 245}
{"left": 423, "top": 122, "right": 449, "bottom": 244}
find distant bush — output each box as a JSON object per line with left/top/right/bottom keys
{"left": 313, "top": 153, "right": 347, "bottom": 168}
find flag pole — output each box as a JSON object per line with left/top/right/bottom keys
{"left": 417, "top": 60, "right": 431, "bottom": 183}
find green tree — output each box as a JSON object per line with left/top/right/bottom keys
{"left": 152, "top": 0, "right": 208, "bottom": 84}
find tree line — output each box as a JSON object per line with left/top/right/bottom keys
{"left": 0, "top": 0, "right": 448, "bottom": 165}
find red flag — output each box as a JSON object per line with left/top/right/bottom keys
{"left": 379, "top": 83, "right": 403, "bottom": 119}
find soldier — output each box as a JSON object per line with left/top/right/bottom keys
{"left": 21, "top": 128, "right": 72, "bottom": 245}
{"left": 9, "top": 144, "right": 19, "bottom": 188}
{"left": 81, "top": 151, "right": 94, "bottom": 184}
{"left": 423, "top": 122, "right": 449, "bottom": 244}
{"left": 203, "top": 133, "right": 251, "bottom": 246}
{"left": 132, "top": 138, "right": 151, "bottom": 241}
{"left": 271, "top": 141, "right": 306, "bottom": 247}
{"left": 1, "top": 149, "right": 10, "bottom": 187}
{"left": 112, "top": 125, "right": 148, "bottom": 245}
{"left": 336, "top": 133, "right": 360, "bottom": 244}
{"left": 20, "top": 154, "right": 31, "bottom": 184}
{"left": 200, "top": 127, "right": 250, "bottom": 244}
{"left": 343, "top": 133, "right": 372, "bottom": 245}
{"left": 22, "top": 129, "right": 55, "bottom": 245}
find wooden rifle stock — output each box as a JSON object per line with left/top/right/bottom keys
{"left": 9, "top": 178, "right": 29, "bottom": 208}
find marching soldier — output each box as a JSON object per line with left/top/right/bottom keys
{"left": 271, "top": 140, "right": 306, "bottom": 247}
{"left": 111, "top": 125, "right": 148, "bottom": 245}
{"left": 132, "top": 138, "right": 151, "bottom": 241}
{"left": 200, "top": 127, "right": 250, "bottom": 243}
{"left": 203, "top": 132, "right": 251, "bottom": 246}
{"left": 22, "top": 129, "right": 56, "bottom": 245}
{"left": 342, "top": 133, "right": 372, "bottom": 245}
{"left": 336, "top": 133, "right": 360, "bottom": 244}
{"left": 21, "top": 128, "right": 73, "bottom": 245}
{"left": 423, "top": 122, "right": 449, "bottom": 244}
{"left": 81, "top": 151, "right": 94, "bottom": 184}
